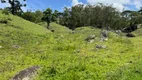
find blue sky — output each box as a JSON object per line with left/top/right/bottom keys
{"left": 0, "top": 0, "right": 142, "bottom": 12}
{"left": 25, "top": 0, "right": 72, "bottom": 11}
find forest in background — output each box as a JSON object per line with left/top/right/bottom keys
{"left": 1, "top": 0, "right": 142, "bottom": 30}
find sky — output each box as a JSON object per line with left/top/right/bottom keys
{"left": 0, "top": 0, "right": 142, "bottom": 12}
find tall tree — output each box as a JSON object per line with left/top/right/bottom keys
{"left": 1, "top": 0, "right": 26, "bottom": 15}
{"left": 42, "top": 8, "right": 53, "bottom": 29}
{"left": 71, "top": 4, "right": 84, "bottom": 27}
{"left": 52, "top": 10, "right": 59, "bottom": 23}
{"left": 21, "top": 10, "right": 36, "bottom": 22}
{"left": 35, "top": 10, "right": 43, "bottom": 23}
{"left": 62, "top": 7, "right": 71, "bottom": 28}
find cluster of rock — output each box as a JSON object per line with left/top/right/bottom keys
{"left": 115, "top": 30, "right": 121, "bottom": 35}
{"left": 122, "top": 24, "right": 137, "bottom": 33}
{"left": 100, "top": 30, "right": 108, "bottom": 42}
{"left": 96, "top": 45, "right": 107, "bottom": 49}
{"left": 85, "top": 35, "right": 96, "bottom": 43}
{"left": 85, "top": 30, "right": 109, "bottom": 43}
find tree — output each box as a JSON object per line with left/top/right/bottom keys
{"left": 71, "top": 4, "right": 84, "bottom": 27}
{"left": 35, "top": 10, "right": 43, "bottom": 23}
{"left": 21, "top": 10, "right": 36, "bottom": 22}
{"left": 58, "top": 3, "right": 141, "bottom": 30}
{"left": 61, "top": 7, "right": 71, "bottom": 28}
{"left": 52, "top": 10, "right": 59, "bottom": 22}
{"left": 1, "top": 0, "right": 26, "bottom": 15}
{"left": 42, "top": 8, "right": 53, "bottom": 29}
{"left": 138, "top": 7, "right": 142, "bottom": 14}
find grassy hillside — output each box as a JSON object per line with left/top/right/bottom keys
{"left": 38, "top": 22, "right": 72, "bottom": 33}
{"left": 0, "top": 10, "right": 142, "bottom": 80}
{"left": 133, "top": 25, "right": 142, "bottom": 36}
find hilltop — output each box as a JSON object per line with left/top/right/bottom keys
{"left": 0, "top": 10, "right": 142, "bottom": 80}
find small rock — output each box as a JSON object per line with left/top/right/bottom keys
{"left": 115, "top": 30, "right": 121, "bottom": 35}
{"left": 100, "top": 37, "right": 108, "bottom": 42}
{"left": 85, "top": 35, "right": 96, "bottom": 43}
{"left": 12, "top": 45, "right": 21, "bottom": 49}
{"left": 0, "top": 46, "right": 2, "bottom": 49}
{"left": 11, "top": 66, "right": 40, "bottom": 80}
{"left": 51, "top": 30, "right": 55, "bottom": 32}
{"left": 101, "top": 30, "right": 108, "bottom": 38}
{"left": 129, "top": 61, "right": 133, "bottom": 63}
{"left": 72, "top": 31, "right": 75, "bottom": 34}
{"left": 126, "top": 33, "right": 135, "bottom": 37}
{"left": 36, "top": 42, "right": 39, "bottom": 44}
{"left": 96, "top": 45, "right": 107, "bottom": 49}
{"left": 100, "top": 30, "right": 108, "bottom": 42}
{"left": 137, "top": 24, "right": 142, "bottom": 29}
{"left": 74, "top": 49, "right": 80, "bottom": 54}
{"left": 89, "top": 40, "right": 95, "bottom": 43}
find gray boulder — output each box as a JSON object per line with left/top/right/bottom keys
{"left": 85, "top": 35, "right": 96, "bottom": 43}
{"left": 115, "top": 30, "right": 121, "bottom": 35}
{"left": 10, "top": 66, "right": 40, "bottom": 80}
{"left": 137, "top": 24, "right": 142, "bottom": 29}
{"left": 126, "top": 33, "right": 135, "bottom": 37}
{"left": 12, "top": 45, "right": 21, "bottom": 49}
{"left": 100, "top": 30, "right": 108, "bottom": 42}
{"left": 96, "top": 45, "right": 107, "bottom": 49}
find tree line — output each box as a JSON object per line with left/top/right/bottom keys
{"left": 1, "top": 0, "right": 142, "bottom": 30}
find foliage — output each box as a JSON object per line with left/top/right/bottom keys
{"left": 0, "top": 0, "right": 26, "bottom": 15}
{"left": 42, "top": 8, "right": 53, "bottom": 28}
{"left": 1, "top": 3, "right": 142, "bottom": 80}
{"left": 59, "top": 4, "right": 142, "bottom": 30}
{"left": 21, "top": 10, "right": 43, "bottom": 23}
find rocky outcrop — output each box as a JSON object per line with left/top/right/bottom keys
{"left": 100, "top": 30, "right": 108, "bottom": 42}
{"left": 10, "top": 66, "right": 40, "bottom": 80}
{"left": 137, "top": 24, "right": 142, "bottom": 29}
{"left": 115, "top": 30, "right": 121, "bottom": 35}
{"left": 126, "top": 33, "right": 135, "bottom": 37}
{"left": 85, "top": 35, "right": 96, "bottom": 43}
{"left": 122, "top": 24, "right": 137, "bottom": 33}
{"left": 96, "top": 45, "right": 107, "bottom": 49}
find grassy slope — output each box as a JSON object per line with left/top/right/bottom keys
{"left": 0, "top": 10, "right": 50, "bottom": 79}
{"left": 0, "top": 10, "right": 142, "bottom": 80}
{"left": 39, "top": 22, "right": 72, "bottom": 33}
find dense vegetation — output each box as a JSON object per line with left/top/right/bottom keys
{"left": 6, "top": 3, "right": 142, "bottom": 30}
{"left": 2, "top": 1, "right": 142, "bottom": 30}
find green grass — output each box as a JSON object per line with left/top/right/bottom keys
{"left": 38, "top": 22, "right": 72, "bottom": 33}
{"left": 0, "top": 10, "right": 142, "bottom": 80}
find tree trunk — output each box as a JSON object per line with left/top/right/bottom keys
{"left": 47, "top": 22, "right": 50, "bottom": 29}
{"left": 11, "top": 0, "right": 15, "bottom": 15}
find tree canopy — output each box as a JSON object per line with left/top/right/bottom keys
{"left": 1, "top": 0, "right": 26, "bottom": 15}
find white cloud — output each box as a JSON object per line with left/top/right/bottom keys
{"left": 133, "top": 0, "right": 142, "bottom": 9}
{"left": 87, "top": 0, "right": 142, "bottom": 11}
{"left": 72, "top": 0, "right": 83, "bottom": 6}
